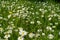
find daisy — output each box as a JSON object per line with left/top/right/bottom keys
{"left": 48, "top": 34, "right": 54, "bottom": 39}
{"left": 18, "top": 27, "right": 23, "bottom": 32}
{"left": 35, "top": 33, "right": 40, "bottom": 37}
{"left": 19, "top": 30, "right": 28, "bottom": 37}
{"left": 0, "top": 27, "right": 3, "bottom": 33}
{"left": 37, "top": 21, "right": 41, "bottom": 25}
{"left": 28, "top": 33, "right": 35, "bottom": 38}
{"left": 46, "top": 26, "right": 52, "bottom": 31}
{"left": 8, "top": 14, "right": 11, "bottom": 19}
{"left": 30, "top": 21, "right": 34, "bottom": 24}
{"left": 18, "top": 36, "right": 24, "bottom": 40}
{"left": 4, "top": 34, "right": 10, "bottom": 39}
{"left": 42, "top": 33, "right": 45, "bottom": 36}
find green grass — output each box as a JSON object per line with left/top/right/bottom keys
{"left": 0, "top": 0, "right": 60, "bottom": 40}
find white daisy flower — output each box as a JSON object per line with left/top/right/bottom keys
{"left": 30, "top": 21, "right": 34, "bottom": 24}
{"left": 8, "top": 14, "right": 11, "bottom": 19}
{"left": 48, "top": 34, "right": 54, "bottom": 39}
{"left": 29, "top": 33, "right": 35, "bottom": 38}
{"left": 6, "top": 26, "right": 13, "bottom": 30}
{"left": 35, "top": 33, "right": 40, "bottom": 37}
{"left": 46, "top": 26, "right": 52, "bottom": 31}
{"left": 55, "top": 22, "right": 58, "bottom": 25}
{"left": 42, "top": 33, "right": 45, "bottom": 36}
{"left": 37, "top": 21, "right": 41, "bottom": 25}
{"left": 48, "top": 17, "right": 52, "bottom": 21}
{"left": 18, "top": 36, "right": 24, "bottom": 40}
{"left": 0, "top": 28, "right": 3, "bottom": 33}
{"left": 37, "top": 29, "right": 42, "bottom": 32}
{"left": 18, "top": 27, "right": 23, "bottom": 32}
{"left": 39, "top": 8, "right": 44, "bottom": 11}
{"left": 18, "top": 6, "right": 21, "bottom": 8}
{"left": 4, "top": 34, "right": 10, "bottom": 39}
{"left": 19, "top": 30, "right": 28, "bottom": 37}
{"left": 0, "top": 17, "right": 3, "bottom": 19}
{"left": 6, "top": 30, "right": 12, "bottom": 34}
{"left": 52, "top": 26, "right": 56, "bottom": 28}
{"left": 51, "top": 10, "right": 55, "bottom": 13}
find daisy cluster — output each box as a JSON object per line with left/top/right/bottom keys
{"left": 0, "top": 0, "right": 60, "bottom": 40}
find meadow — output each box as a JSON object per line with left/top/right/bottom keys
{"left": 0, "top": 0, "right": 60, "bottom": 40}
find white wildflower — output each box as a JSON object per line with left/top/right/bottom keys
{"left": 4, "top": 29, "right": 12, "bottom": 34}
{"left": 35, "top": 33, "right": 40, "bottom": 37}
{"left": 55, "top": 22, "right": 58, "bottom": 25}
{"left": 19, "top": 30, "right": 28, "bottom": 37}
{"left": 37, "top": 29, "right": 42, "bottom": 32}
{"left": 18, "top": 27, "right": 23, "bottom": 32}
{"left": 29, "top": 33, "right": 35, "bottom": 38}
{"left": 6, "top": 26, "right": 13, "bottom": 30}
{"left": 0, "top": 17, "right": 3, "bottom": 19}
{"left": 51, "top": 10, "right": 55, "bottom": 13}
{"left": 39, "top": 9, "right": 44, "bottom": 11}
{"left": 18, "top": 6, "right": 21, "bottom": 8}
{"left": 37, "top": 21, "right": 41, "bottom": 25}
{"left": 8, "top": 14, "right": 11, "bottom": 19}
{"left": 3, "top": 18, "right": 8, "bottom": 21}
{"left": 22, "top": 8, "right": 25, "bottom": 11}
{"left": 4, "top": 34, "right": 10, "bottom": 39}
{"left": 42, "top": 33, "right": 45, "bottom": 36}
{"left": 48, "top": 17, "right": 52, "bottom": 21}
{"left": 30, "top": 21, "right": 34, "bottom": 24}
{"left": 18, "top": 36, "right": 24, "bottom": 40}
{"left": 46, "top": 26, "right": 52, "bottom": 31}
{"left": 52, "top": 26, "right": 56, "bottom": 28}
{"left": 48, "top": 34, "right": 54, "bottom": 39}
{"left": 0, "top": 28, "right": 3, "bottom": 33}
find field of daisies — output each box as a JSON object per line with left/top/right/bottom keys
{"left": 0, "top": 0, "right": 60, "bottom": 40}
